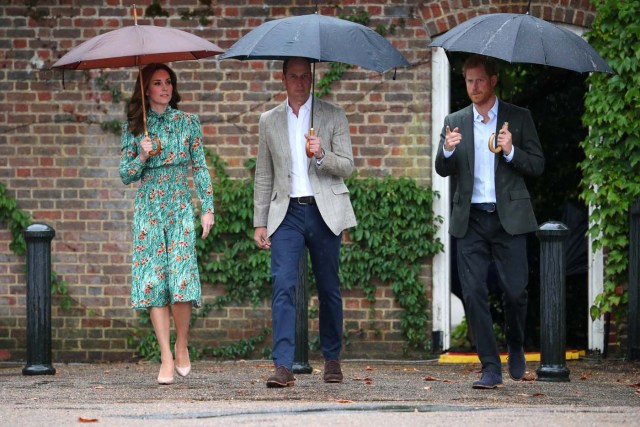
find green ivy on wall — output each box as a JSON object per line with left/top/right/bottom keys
{"left": 581, "top": 0, "right": 640, "bottom": 322}
{"left": 342, "top": 175, "right": 443, "bottom": 352}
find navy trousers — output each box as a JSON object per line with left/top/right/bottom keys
{"left": 270, "top": 200, "right": 343, "bottom": 370}
{"left": 456, "top": 209, "right": 529, "bottom": 374}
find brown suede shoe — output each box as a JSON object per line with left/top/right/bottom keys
{"left": 323, "top": 360, "right": 343, "bottom": 383}
{"left": 266, "top": 366, "right": 296, "bottom": 388}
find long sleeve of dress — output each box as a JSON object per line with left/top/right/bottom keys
{"left": 119, "top": 123, "right": 146, "bottom": 185}
{"left": 187, "top": 114, "right": 214, "bottom": 215}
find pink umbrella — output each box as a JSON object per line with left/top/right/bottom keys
{"left": 52, "top": 6, "right": 224, "bottom": 154}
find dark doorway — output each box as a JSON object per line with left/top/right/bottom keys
{"left": 448, "top": 55, "right": 589, "bottom": 351}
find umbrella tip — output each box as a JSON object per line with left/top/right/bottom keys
{"left": 393, "top": 67, "right": 397, "bottom": 80}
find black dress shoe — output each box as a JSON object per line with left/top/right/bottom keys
{"left": 266, "top": 366, "right": 296, "bottom": 388}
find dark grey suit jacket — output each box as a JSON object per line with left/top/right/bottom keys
{"left": 435, "top": 100, "right": 545, "bottom": 238}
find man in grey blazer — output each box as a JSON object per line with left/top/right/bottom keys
{"left": 253, "top": 57, "right": 357, "bottom": 388}
{"left": 435, "top": 55, "right": 545, "bottom": 389}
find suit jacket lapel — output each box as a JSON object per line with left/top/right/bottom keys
{"left": 307, "top": 97, "right": 321, "bottom": 170}
{"left": 272, "top": 102, "right": 292, "bottom": 173}
{"left": 495, "top": 100, "right": 510, "bottom": 172}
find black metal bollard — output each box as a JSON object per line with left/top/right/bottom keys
{"left": 292, "top": 248, "right": 313, "bottom": 374}
{"left": 536, "top": 221, "right": 570, "bottom": 382}
{"left": 629, "top": 197, "right": 640, "bottom": 360}
{"left": 22, "top": 223, "right": 56, "bottom": 376}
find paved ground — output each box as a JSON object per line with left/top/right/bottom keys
{"left": 1, "top": 357, "right": 639, "bottom": 426}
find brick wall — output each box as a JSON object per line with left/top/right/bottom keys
{"left": 0, "top": 0, "right": 596, "bottom": 362}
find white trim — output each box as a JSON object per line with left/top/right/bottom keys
{"left": 588, "top": 237, "right": 605, "bottom": 352}
{"left": 430, "top": 48, "right": 451, "bottom": 350}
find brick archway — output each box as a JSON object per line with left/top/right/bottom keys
{"left": 421, "top": 0, "right": 597, "bottom": 40}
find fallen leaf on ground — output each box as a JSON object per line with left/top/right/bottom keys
{"left": 94, "top": 386, "right": 105, "bottom": 390}
{"left": 336, "top": 399, "right": 353, "bottom": 404}
{"left": 423, "top": 375, "right": 456, "bottom": 383}
{"left": 532, "top": 393, "right": 545, "bottom": 397}
{"left": 352, "top": 377, "right": 373, "bottom": 381}
{"left": 403, "top": 368, "right": 419, "bottom": 372}
{"left": 516, "top": 393, "right": 531, "bottom": 397}
{"left": 628, "top": 382, "right": 640, "bottom": 389}
{"left": 255, "top": 363, "right": 272, "bottom": 368}
{"left": 522, "top": 371, "right": 537, "bottom": 381}
{"left": 423, "top": 386, "right": 432, "bottom": 390}
{"left": 78, "top": 417, "right": 98, "bottom": 423}
{"left": 580, "top": 371, "right": 592, "bottom": 380}
{"left": 365, "top": 366, "right": 375, "bottom": 371}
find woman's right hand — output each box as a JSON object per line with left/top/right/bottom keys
{"left": 139, "top": 136, "right": 153, "bottom": 162}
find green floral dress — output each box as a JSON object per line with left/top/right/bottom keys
{"left": 119, "top": 106, "right": 214, "bottom": 309}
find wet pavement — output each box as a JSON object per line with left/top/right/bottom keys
{"left": 1, "top": 357, "right": 639, "bottom": 426}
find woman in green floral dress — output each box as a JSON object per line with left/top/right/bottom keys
{"left": 119, "top": 63, "right": 214, "bottom": 385}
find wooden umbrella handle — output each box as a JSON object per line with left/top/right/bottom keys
{"left": 488, "top": 122, "right": 509, "bottom": 153}
{"left": 305, "top": 128, "right": 315, "bottom": 158}
{"left": 149, "top": 137, "right": 162, "bottom": 156}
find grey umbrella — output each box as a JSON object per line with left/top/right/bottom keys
{"left": 429, "top": 13, "right": 613, "bottom": 74}
{"left": 220, "top": 13, "right": 410, "bottom": 156}
{"left": 219, "top": 13, "right": 409, "bottom": 73}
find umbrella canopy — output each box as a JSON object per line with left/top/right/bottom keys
{"left": 51, "top": 7, "right": 224, "bottom": 153}
{"left": 219, "top": 13, "right": 409, "bottom": 73}
{"left": 52, "top": 24, "right": 224, "bottom": 70}
{"left": 429, "top": 13, "right": 613, "bottom": 74}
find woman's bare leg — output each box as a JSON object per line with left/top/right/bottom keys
{"left": 149, "top": 306, "right": 174, "bottom": 381}
{"left": 171, "top": 302, "right": 192, "bottom": 371}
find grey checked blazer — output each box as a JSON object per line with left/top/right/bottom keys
{"left": 253, "top": 98, "right": 357, "bottom": 236}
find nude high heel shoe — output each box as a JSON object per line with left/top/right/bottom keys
{"left": 157, "top": 374, "right": 174, "bottom": 385}
{"left": 157, "top": 361, "right": 174, "bottom": 385}
{"left": 175, "top": 365, "right": 191, "bottom": 377}
{"left": 175, "top": 345, "right": 191, "bottom": 377}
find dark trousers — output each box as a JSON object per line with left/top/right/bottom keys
{"left": 270, "top": 200, "right": 343, "bottom": 370}
{"left": 456, "top": 209, "right": 528, "bottom": 374}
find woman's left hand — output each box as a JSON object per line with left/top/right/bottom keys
{"left": 201, "top": 213, "right": 215, "bottom": 238}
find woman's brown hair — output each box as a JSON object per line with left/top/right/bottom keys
{"left": 126, "top": 63, "right": 181, "bottom": 136}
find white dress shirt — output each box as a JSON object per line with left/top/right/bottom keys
{"left": 286, "top": 96, "right": 314, "bottom": 198}
{"left": 471, "top": 99, "right": 499, "bottom": 204}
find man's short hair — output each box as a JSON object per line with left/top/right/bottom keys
{"left": 283, "top": 57, "right": 312, "bottom": 75}
{"left": 462, "top": 55, "right": 499, "bottom": 78}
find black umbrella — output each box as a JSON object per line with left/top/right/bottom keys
{"left": 220, "top": 13, "right": 410, "bottom": 155}
{"left": 429, "top": 13, "right": 613, "bottom": 74}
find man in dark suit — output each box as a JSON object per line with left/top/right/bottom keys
{"left": 435, "top": 55, "right": 545, "bottom": 389}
